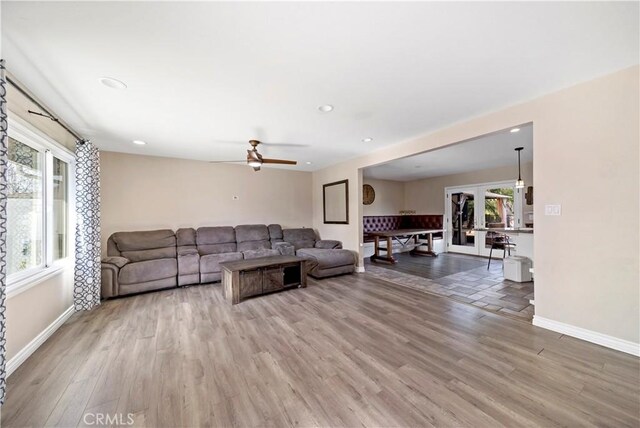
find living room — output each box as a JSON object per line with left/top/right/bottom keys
{"left": 0, "top": 2, "right": 638, "bottom": 427}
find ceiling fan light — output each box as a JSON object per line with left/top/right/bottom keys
{"left": 248, "top": 160, "right": 262, "bottom": 168}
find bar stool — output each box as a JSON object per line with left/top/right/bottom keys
{"left": 487, "top": 232, "right": 516, "bottom": 269}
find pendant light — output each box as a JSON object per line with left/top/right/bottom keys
{"left": 515, "top": 147, "right": 525, "bottom": 189}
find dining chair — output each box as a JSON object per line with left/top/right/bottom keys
{"left": 487, "top": 232, "right": 516, "bottom": 269}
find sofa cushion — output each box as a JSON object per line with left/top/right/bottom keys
{"left": 235, "top": 224, "right": 271, "bottom": 251}
{"left": 120, "top": 248, "right": 176, "bottom": 263}
{"left": 315, "top": 240, "right": 342, "bottom": 249}
{"left": 176, "top": 228, "right": 197, "bottom": 246}
{"left": 362, "top": 216, "right": 403, "bottom": 234}
{"left": 119, "top": 258, "right": 177, "bottom": 285}
{"left": 200, "top": 252, "right": 243, "bottom": 274}
{"left": 242, "top": 249, "right": 280, "bottom": 260}
{"left": 272, "top": 241, "right": 295, "bottom": 256}
{"left": 296, "top": 248, "right": 355, "bottom": 269}
{"left": 282, "top": 228, "right": 317, "bottom": 250}
{"left": 268, "top": 224, "right": 284, "bottom": 243}
{"left": 403, "top": 215, "right": 443, "bottom": 230}
{"left": 197, "top": 227, "right": 237, "bottom": 255}
{"left": 111, "top": 230, "right": 177, "bottom": 262}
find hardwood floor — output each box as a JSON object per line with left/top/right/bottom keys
{"left": 2, "top": 274, "right": 638, "bottom": 427}
{"left": 366, "top": 253, "right": 534, "bottom": 320}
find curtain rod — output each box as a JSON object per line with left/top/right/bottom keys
{"left": 6, "top": 75, "right": 85, "bottom": 143}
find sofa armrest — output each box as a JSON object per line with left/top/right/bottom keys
{"left": 315, "top": 240, "right": 342, "bottom": 249}
{"left": 102, "top": 256, "right": 130, "bottom": 269}
{"left": 101, "top": 261, "right": 126, "bottom": 299}
{"left": 272, "top": 241, "right": 295, "bottom": 256}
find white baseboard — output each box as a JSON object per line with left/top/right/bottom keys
{"left": 533, "top": 315, "right": 640, "bottom": 357}
{"left": 7, "top": 306, "right": 75, "bottom": 377}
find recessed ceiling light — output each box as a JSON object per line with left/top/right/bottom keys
{"left": 510, "top": 127, "right": 520, "bottom": 133}
{"left": 362, "top": 138, "right": 373, "bottom": 143}
{"left": 318, "top": 105, "right": 334, "bottom": 112}
{"left": 305, "top": 161, "right": 312, "bottom": 165}
{"left": 99, "top": 77, "right": 127, "bottom": 90}
{"left": 132, "top": 140, "right": 146, "bottom": 145}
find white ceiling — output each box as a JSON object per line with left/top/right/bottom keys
{"left": 1, "top": 2, "right": 638, "bottom": 171}
{"left": 364, "top": 124, "right": 533, "bottom": 181}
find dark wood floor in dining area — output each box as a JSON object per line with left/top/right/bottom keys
{"left": 2, "top": 273, "right": 638, "bottom": 427}
{"left": 366, "top": 252, "right": 535, "bottom": 320}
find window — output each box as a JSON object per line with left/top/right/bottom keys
{"left": 7, "top": 137, "right": 44, "bottom": 275}
{"left": 7, "top": 119, "right": 73, "bottom": 285}
{"left": 52, "top": 157, "right": 68, "bottom": 260}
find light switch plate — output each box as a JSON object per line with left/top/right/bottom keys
{"left": 544, "top": 204, "right": 561, "bottom": 216}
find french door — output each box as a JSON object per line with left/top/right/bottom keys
{"left": 446, "top": 186, "right": 479, "bottom": 255}
{"left": 445, "top": 181, "right": 523, "bottom": 256}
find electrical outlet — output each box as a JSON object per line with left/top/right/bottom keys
{"left": 544, "top": 204, "right": 561, "bottom": 216}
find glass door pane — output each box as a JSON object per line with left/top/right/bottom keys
{"left": 484, "top": 187, "right": 515, "bottom": 228}
{"left": 447, "top": 188, "right": 479, "bottom": 254}
{"left": 484, "top": 186, "right": 514, "bottom": 250}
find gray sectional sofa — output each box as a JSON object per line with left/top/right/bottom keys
{"left": 101, "top": 224, "right": 356, "bottom": 298}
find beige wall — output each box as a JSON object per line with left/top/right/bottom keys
{"left": 312, "top": 66, "right": 639, "bottom": 345}
{"left": 100, "top": 151, "right": 313, "bottom": 255}
{"left": 5, "top": 265, "right": 74, "bottom": 361}
{"left": 6, "top": 73, "right": 77, "bottom": 151}
{"left": 362, "top": 178, "right": 405, "bottom": 216}
{"left": 403, "top": 162, "right": 533, "bottom": 214}
{"left": 6, "top": 98, "right": 75, "bottom": 363}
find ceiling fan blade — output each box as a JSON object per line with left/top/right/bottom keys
{"left": 209, "top": 160, "right": 246, "bottom": 163}
{"left": 261, "top": 158, "right": 297, "bottom": 165}
{"left": 253, "top": 166, "right": 261, "bottom": 172}
{"left": 261, "top": 142, "right": 309, "bottom": 148}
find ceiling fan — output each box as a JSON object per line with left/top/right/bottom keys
{"left": 210, "top": 140, "right": 298, "bottom": 172}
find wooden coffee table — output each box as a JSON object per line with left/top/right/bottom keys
{"left": 220, "top": 255, "right": 307, "bottom": 304}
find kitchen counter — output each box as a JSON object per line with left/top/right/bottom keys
{"left": 484, "top": 228, "right": 534, "bottom": 265}
{"left": 483, "top": 228, "right": 534, "bottom": 234}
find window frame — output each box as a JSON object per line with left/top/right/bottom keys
{"left": 7, "top": 116, "right": 75, "bottom": 293}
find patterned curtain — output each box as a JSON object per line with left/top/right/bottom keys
{"left": 0, "top": 59, "right": 9, "bottom": 404}
{"left": 73, "top": 141, "right": 101, "bottom": 311}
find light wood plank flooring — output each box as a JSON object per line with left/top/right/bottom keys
{"left": 2, "top": 274, "right": 638, "bottom": 427}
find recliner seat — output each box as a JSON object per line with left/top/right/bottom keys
{"left": 196, "top": 226, "right": 243, "bottom": 283}
{"left": 282, "top": 228, "right": 356, "bottom": 279}
{"left": 101, "top": 229, "right": 178, "bottom": 298}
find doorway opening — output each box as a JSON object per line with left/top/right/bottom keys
{"left": 361, "top": 124, "right": 534, "bottom": 322}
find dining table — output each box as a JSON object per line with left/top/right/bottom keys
{"left": 368, "top": 228, "right": 444, "bottom": 264}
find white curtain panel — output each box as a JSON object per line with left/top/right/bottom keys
{"left": 0, "top": 59, "right": 9, "bottom": 404}
{"left": 73, "top": 141, "right": 101, "bottom": 311}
